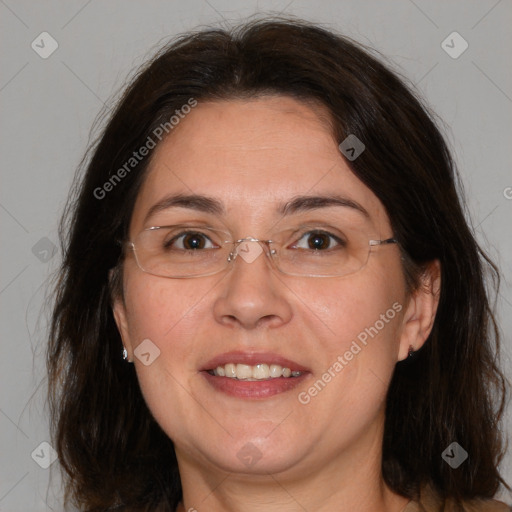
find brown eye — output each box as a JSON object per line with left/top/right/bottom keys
{"left": 165, "top": 232, "right": 214, "bottom": 251}
{"left": 293, "top": 230, "right": 344, "bottom": 251}
{"left": 307, "top": 232, "right": 331, "bottom": 250}
{"left": 182, "top": 233, "right": 207, "bottom": 250}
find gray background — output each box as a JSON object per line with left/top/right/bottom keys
{"left": 1, "top": 0, "right": 511, "bottom": 510}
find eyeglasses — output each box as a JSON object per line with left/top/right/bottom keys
{"left": 126, "top": 224, "right": 398, "bottom": 279}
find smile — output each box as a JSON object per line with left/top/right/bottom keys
{"left": 208, "top": 363, "right": 303, "bottom": 380}
{"left": 201, "top": 352, "right": 310, "bottom": 399}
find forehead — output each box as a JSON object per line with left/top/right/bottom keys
{"left": 130, "top": 96, "right": 390, "bottom": 234}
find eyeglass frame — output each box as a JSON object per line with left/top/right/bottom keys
{"left": 123, "top": 225, "right": 399, "bottom": 279}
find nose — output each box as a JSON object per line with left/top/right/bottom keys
{"left": 213, "top": 239, "right": 293, "bottom": 330}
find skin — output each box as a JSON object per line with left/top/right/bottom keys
{"left": 113, "top": 96, "right": 440, "bottom": 512}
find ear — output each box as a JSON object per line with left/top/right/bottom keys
{"left": 109, "top": 268, "right": 133, "bottom": 361}
{"left": 112, "top": 298, "right": 133, "bottom": 359}
{"left": 397, "top": 260, "right": 441, "bottom": 361}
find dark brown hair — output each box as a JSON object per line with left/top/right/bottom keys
{"left": 48, "top": 16, "right": 509, "bottom": 511}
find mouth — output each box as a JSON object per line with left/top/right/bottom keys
{"left": 200, "top": 351, "right": 310, "bottom": 399}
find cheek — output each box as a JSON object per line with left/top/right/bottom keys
{"left": 122, "top": 270, "right": 217, "bottom": 436}
{"left": 293, "top": 262, "right": 404, "bottom": 352}
{"left": 292, "top": 260, "right": 405, "bottom": 404}
{"left": 121, "top": 266, "right": 208, "bottom": 381}
{"left": 292, "top": 274, "right": 404, "bottom": 433}
{"left": 123, "top": 264, "right": 213, "bottom": 347}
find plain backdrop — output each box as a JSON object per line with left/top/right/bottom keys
{"left": 1, "top": 1, "right": 511, "bottom": 510}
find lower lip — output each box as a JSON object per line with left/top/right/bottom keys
{"left": 202, "top": 371, "right": 308, "bottom": 399}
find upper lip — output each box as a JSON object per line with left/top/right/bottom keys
{"left": 201, "top": 351, "right": 310, "bottom": 373}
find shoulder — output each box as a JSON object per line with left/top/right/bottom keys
{"left": 404, "top": 486, "right": 510, "bottom": 512}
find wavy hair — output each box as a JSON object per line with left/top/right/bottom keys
{"left": 47, "top": 16, "right": 509, "bottom": 511}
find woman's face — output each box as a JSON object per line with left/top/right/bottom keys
{"left": 114, "top": 96, "right": 416, "bottom": 479}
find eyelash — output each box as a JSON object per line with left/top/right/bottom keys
{"left": 164, "top": 232, "right": 216, "bottom": 251}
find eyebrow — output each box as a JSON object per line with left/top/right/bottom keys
{"left": 144, "top": 193, "right": 224, "bottom": 224}
{"left": 144, "top": 192, "right": 369, "bottom": 224}
{"left": 279, "top": 194, "right": 369, "bottom": 217}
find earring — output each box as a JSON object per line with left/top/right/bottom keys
{"left": 408, "top": 345, "right": 415, "bottom": 358}
{"left": 122, "top": 346, "right": 128, "bottom": 361}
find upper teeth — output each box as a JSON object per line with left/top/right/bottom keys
{"left": 211, "top": 363, "right": 302, "bottom": 380}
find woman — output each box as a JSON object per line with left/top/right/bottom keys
{"left": 48, "top": 17, "right": 510, "bottom": 511}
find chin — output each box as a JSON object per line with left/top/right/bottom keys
{"left": 204, "top": 443, "right": 310, "bottom": 477}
